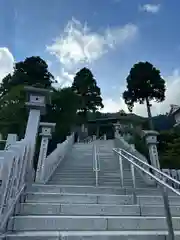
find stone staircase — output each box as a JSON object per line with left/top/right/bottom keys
{"left": 3, "top": 140, "right": 180, "bottom": 239}
{"left": 48, "top": 140, "right": 151, "bottom": 187}
{"left": 5, "top": 184, "right": 180, "bottom": 239}
{"left": 48, "top": 142, "right": 94, "bottom": 186}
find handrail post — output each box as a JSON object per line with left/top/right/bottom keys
{"left": 114, "top": 148, "right": 176, "bottom": 240}
{"left": 93, "top": 144, "right": 99, "bottom": 187}
{"left": 161, "top": 178, "right": 175, "bottom": 240}
{"left": 119, "top": 149, "right": 124, "bottom": 188}
{"left": 130, "top": 157, "right": 137, "bottom": 204}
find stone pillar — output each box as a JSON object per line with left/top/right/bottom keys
{"left": 143, "top": 130, "right": 160, "bottom": 169}
{"left": 96, "top": 125, "right": 99, "bottom": 138}
{"left": 24, "top": 86, "right": 50, "bottom": 182}
{"left": 92, "top": 135, "right": 96, "bottom": 141}
{"left": 5, "top": 134, "right": 18, "bottom": 149}
{"left": 35, "top": 122, "right": 56, "bottom": 183}
{"left": 114, "top": 123, "right": 121, "bottom": 137}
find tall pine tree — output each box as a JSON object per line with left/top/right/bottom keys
{"left": 72, "top": 67, "right": 103, "bottom": 121}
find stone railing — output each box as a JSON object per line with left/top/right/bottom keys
{"left": 0, "top": 138, "right": 31, "bottom": 231}
{"left": 162, "top": 169, "right": 180, "bottom": 189}
{"left": 41, "top": 133, "right": 74, "bottom": 183}
{"left": 114, "top": 134, "right": 155, "bottom": 186}
{"left": 0, "top": 86, "right": 51, "bottom": 232}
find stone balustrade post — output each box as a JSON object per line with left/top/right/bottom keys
{"left": 114, "top": 123, "right": 121, "bottom": 138}
{"left": 35, "top": 122, "right": 56, "bottom": 183}
{"left": 24, "top": 86, "right": 50, "bottom": 183}
{"left": 143, "top": 130, "right": 160, "bottom": 169}
{"left": 5, "top": 134, "right": 18, "bottom": 149}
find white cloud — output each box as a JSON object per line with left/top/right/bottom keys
{"left": 47, "top": 18, "right": 138, "bottom": 70}
{"left": 140, "top": 4, "right": 161, "bottom": 13}
{"left": 102, "top": 69, "right": 180, "bottom": 117}
{"left": 0, "top": 47, "right": 14, "bottom": 82}
{"left": 53, "top": 68, "right": 75, "bottom": 89}
{"left": 101, "top": 98, "right": 127, "bottom": 113}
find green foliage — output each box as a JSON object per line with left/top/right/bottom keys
{"left": 0, "top": 56, "right": 55, "bottom": 97}
{"left": 158, "top": 127, "right": 180, "bottom": 169}
{"left": 72, "top": 67, "right": 103, "bottom": 120}
{"left": 45, "top": 87, "right": 79, "bottom": 150}
{"left": 123, "top": 61, "right": 166, "bottom": 129}
{"left": 0, "top": 85, "right": 27, "bottom": 138}
{"left": 123, "top": 61, "right": 166, "bottom": 111}
{"left": 0, "top": 56, "right": 55, "bottom": 137}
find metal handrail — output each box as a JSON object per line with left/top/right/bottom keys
{"left": 93, "top": 144, "right": 100, "bottom": 187}
{"left": 117, "top": 148, "right": 180, "bottom": 187}
{"left": 113, "top": 148, "right": 179, "bottom": 240}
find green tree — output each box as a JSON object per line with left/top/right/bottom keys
{"left": 158, "top": 127, "right": 180, "bottom": 169}
{"left": 123, "top": 61, "right": 166, "bottom": 129}
{"left": 0, "top": 85, "right": 27, "bottom": 137}
{"left": 45, "top": 87, "right": 79, "bottom": 153}
{"left": 72, "top": 67, "right": 104, "bottom": 122}
{"left": 0, "top": 56, "right": 55, "bottom": 137}
{"left": 0, "top": 56, "right": 55, "bottom": 98}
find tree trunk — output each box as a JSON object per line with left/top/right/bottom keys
{"left": 145, "top": 97, "right": 154, "bottom": 130}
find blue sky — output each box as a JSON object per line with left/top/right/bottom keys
{"left": 0, "top": 0, "right": 180, "bottom": 116}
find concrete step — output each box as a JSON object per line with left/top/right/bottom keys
{"left": 48, "top": 179, "right": 96, "bottom": 183}
{"left": 28, "top": 185, "right": 126, "bottom": 195}
{"left": 19, "top": 202, "right": 180, "bottom": 216}
{"left": 51, "top": 174, "right": 95, "bottom": 178}
{"left": 29, "top": 185, "right": 176, "bottom": 196}
{"left": 50, "top": 177, "right": 123, "bottom": 181}
{"left": 8, "top": 216, "right": 180, "bottom": 231}
{"left": 5, "top": 231, "right": 180, "bottom": 240}
{"left": 141, "top": 205, "right": 180, "bottom": 216}
{"left": 138, "top": 196, "right": 180, "bottom": 205}
{"left": 25, "top": 192, "right": 134, "bottom": 205}
{"left": 48, "top": 181, "right": 95, "bottom": 186}
{"left": 54, "top": 170, "right": 121, "bottom": 174}
{"left": 19, "top": 203, "right": 140, "bottom": 216}
{"left": 54, "top": 168, "right": 93, "bottom": 172}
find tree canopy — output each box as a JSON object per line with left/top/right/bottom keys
{"left": 0, "top": 56, "right": 55, "bottom": 97}
{"left": 123, "top": 61, "right": 166, "bottom": 129}
{"left": 72, "top": 67, "right": 104, "bottom": 120}
{"left": 158, "top": 127, "right": 180, "bottom": 169}
{"left": 0, "top": 58, "right": 104, "bottom": 143}
{"left": 0, "top": 56, "right": 55, "bottom": 138}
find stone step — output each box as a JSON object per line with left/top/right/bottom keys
{"left": 51, "top": 174, "right": 95, "bottom": 177}
{"left": 141, "top": 205, "right": 180, "bottom": 216}
{"left": 49, "top": 179, "right": 95, "bottom": 183}
{"left": 47, "top": 182, "right": 132, "bottom": 187}
{"left": 28, "top": 185, "right": 126, "bottom": 194}
{"left": 8, "top": 216, "right": 180, "bottom": 231}
{"left": 50, "top": 176, "right": 123, "bottom": 181}
{"left": 49, "top": 178, "right": 139, "bottom": 184}
{"left": 19, "top": 202, "right": 180, "bottom": 216}
{"left": 5, "top": 231, "right": 180, "bottom": 240}
{"left": 47, "top": 182, "right": 95, "bottom": 186}
{"left": 30, "top": 185, "right": 176, "bottom": 196}
{"left": 19, "top": 203, "right": 140, "bottom": 215}
{"left": 25, "top": 193, "right": 134, "bottom": 205}
{"left": 53, "top": 170, "right": 94, "bottom": 173}
{"left": 55, "top": 168, "right": 94, "bottom": 171}
{"left": 54, "top": 170, "right": 122, "bottom": 174}
{"left": 138, "top": 196, "right": 180, "bottom": 205}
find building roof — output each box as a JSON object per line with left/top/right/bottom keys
{"left": 88, "top": 117, "right": 121, "bottom": 124}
